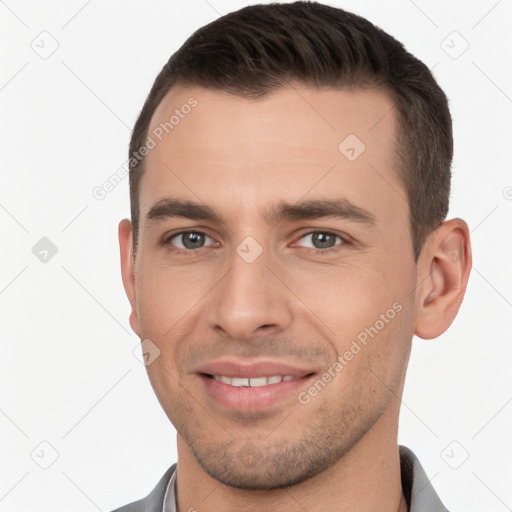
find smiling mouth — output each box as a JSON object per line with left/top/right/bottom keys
{"left": 204, "top": 374, "right": 308, "bottom": 387}
{"left": 197, "top": 360, "right": 318, "bottom": 412}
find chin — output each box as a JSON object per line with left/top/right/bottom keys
{"left": 187, "top": 431, "right": 357, "bottom": 491}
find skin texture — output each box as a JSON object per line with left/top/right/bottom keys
{"left": 119, "top": 84, "right": 472, "bottom": 512}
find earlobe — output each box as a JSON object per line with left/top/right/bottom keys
{"left": 414, "top": 218, "right": 472, "bottom": 339}
{"left": 118, "top": 218, "right": 140, "bottom": 337}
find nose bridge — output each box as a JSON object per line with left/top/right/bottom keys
{"left": 206, "top": 241, "right": 292, "bottom": 340}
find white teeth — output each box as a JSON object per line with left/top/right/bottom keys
{"left": 231, "top": 377, "right": 249, "bottom": 387}
{"left": 212, "top": 375, "right": 297, "bottom": 386}
{"left": 249, "top": 377, "right": 268, "bottom": 387}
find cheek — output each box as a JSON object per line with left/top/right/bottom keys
{"left": 291, "top": 259, "right": 407, "bottom": 324}
{"left": 135, "top": 262, "right": 212, "bottom": 337}
{"left": 288, "top": 256, "right": 415, "bottom": 364}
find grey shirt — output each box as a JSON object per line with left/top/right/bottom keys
{"left": 111, "top": 445, "right": 449, "bottom": 512}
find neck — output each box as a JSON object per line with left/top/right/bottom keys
{"left": 175, "top": 397, "right": 408, "bottom": 512}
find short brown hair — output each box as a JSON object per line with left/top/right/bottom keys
{"left": 129, "top": 1, "right": 452, "bottom": 260}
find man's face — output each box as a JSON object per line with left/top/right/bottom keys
{"left": 123, "top": 84, "right": 419, "bottom": 488}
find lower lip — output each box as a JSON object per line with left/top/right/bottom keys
{"left": 199, "top": 374, "right": 315, "bottom": 412}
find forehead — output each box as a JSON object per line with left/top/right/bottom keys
{"left": 139, "top": 84, "right": 405, "bottom": 226}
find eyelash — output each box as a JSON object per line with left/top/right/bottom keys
{"left": 161, "top": 229, "right": 349, "bottom": 257}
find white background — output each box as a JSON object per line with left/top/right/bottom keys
{"left": 1, "top": 1, "right": 511, "bottom": 510}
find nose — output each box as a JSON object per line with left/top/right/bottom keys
{"left": 206, "top": 246, "right": 293, "bottom": 341}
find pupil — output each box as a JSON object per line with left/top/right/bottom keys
{"left": 183, "top": 232, "right": 204, "bottom": 249}
{"left": 312, "top": 232, "right": 335, "bottom": 249}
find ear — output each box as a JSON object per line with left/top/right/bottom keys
{"left": 414, "top": 218, "right": 472, "bottom": 339}
{"left": 118, "top": 218, "right": 140, "bottom": 337}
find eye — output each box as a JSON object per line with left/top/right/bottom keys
{"left": 294, "top": 231, "right": 345, "bottom": 252}
{"left": 165, "top": 230, "right": 218, "bottom": 250}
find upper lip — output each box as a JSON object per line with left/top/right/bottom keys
{"left": 196, "top": 359, "right": 316, "bottom": 379}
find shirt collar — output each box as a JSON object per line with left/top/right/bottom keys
{"left": 162, "top": 445, "right": 449, "bottom": 512}
{"left": 162, "top": 467, "right": 177, "bottom": 512}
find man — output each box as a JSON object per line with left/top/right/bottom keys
{"left": 114, "top": 2, "right": 471, "bottom": 511}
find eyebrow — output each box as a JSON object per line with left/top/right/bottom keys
{"left": 266, "top": 199, "right": 376, "bottom": 225}
{"left": 144, "top": 198, "right": 376, "bottom": 226}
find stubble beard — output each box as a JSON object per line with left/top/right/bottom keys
{"left": 177, "top": 388, "right": 390, "bottom": 490}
